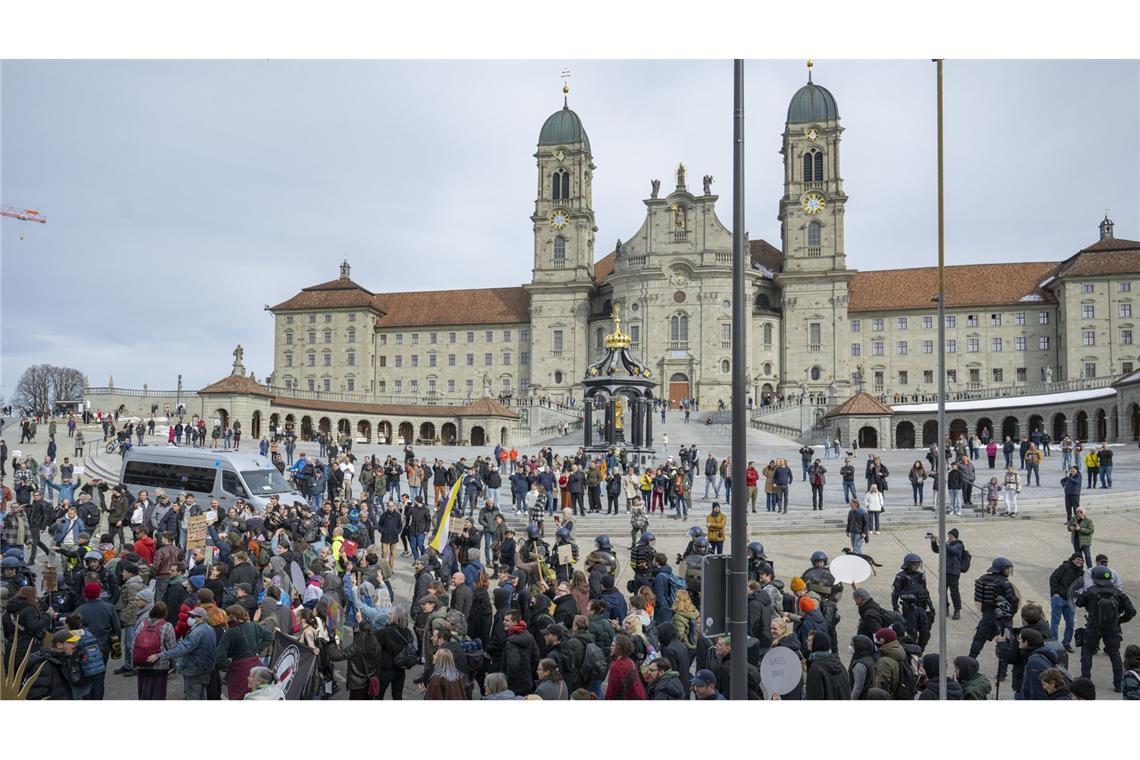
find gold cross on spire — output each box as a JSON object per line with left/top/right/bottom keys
{"left": 807, "top": 59, "right": 814, "bottom": 83}
{"left": 561, "top": 68, "right": 571, "bottom": 105}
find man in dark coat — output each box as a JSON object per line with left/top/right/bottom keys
{"left": 25, "top": 630, "right": 79, "bottom": 700}
{"left": 804, "top": 631, "right": 851, "bottom": 699}
{"left": 502, "top": 610, "right": 540, "bottom": 696}
{"left": 656, "top": 621, "right": 691, "bottom": 692}
{"left": 645, "top": 654, "right": 686, "bottom": 699}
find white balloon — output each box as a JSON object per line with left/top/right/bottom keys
{"left": 830, "top": 553, "right": 873, "bottom": 584}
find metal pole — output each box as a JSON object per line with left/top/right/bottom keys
{"left": 729, "top": 58, "right": 748, "bottom": 700}
{"left": 934, "top": 58, "right": 948, "bottom": 701}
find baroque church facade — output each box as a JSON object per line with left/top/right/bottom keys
{"left": 268, "top": 70, "right": 1140, "bottom": 412}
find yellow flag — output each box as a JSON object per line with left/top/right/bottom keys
{"left": 429, "top": 476, "right": 464, "bottom": 552}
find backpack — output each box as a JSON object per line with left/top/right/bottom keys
{"left": 76, "top": 630, "right": 106, "bottom": 678}
{"left": 580, "top": 641, "right": 608, "bottom": 683}
{"left": 458, "top": 637, "right": 486, "bottom": 674}
{"left": 392, "top": 627, "right": 419, "bottom": 669}
{"left": 878, "top": 608, "right": 907, "bottom": 638}
{"left": 891, "top": 655, "right": 918, "bottom": 700}
{"left": 663, "top": 572, "right": 687, "bottom": 608}
{"left": 959, "top": 548, "right": 972, "bottom": 574}
{"left": 132, "top": 619, "right": 164, "bottom": 666}
{"left": 1092, "top": 588, "right": 1121, "bottom": 632}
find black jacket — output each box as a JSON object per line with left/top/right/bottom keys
{"left": 1049, "top": 560, "right": 1084, "bottom": 598}
{"left": 649, "top": 671, "right": 686, "bottom": 699}
{"left": 845, "top": 508, "right": 868, "bottom": 535}
{"left": 656, "top": 621, "right": 691, "bottom": 692}
{"left": 503, "top": 627, "right": 541, "bottom": 695}
{"left": 805, "top": 652, "right": 851, "bottom": 700}
{"left": 856, "top": 599, "right": 887, "bottom": 639}
{"left": 25, "top": 649, "right": 74, "bottom": 700}
{"left": 3, "top": 597, "right": 50, "bottom": 663}
{"left": 328, "top": 632, "right": 382, "bottom": 690}
{"left": 931, "top": 539, "right": 965, "bottom": 576}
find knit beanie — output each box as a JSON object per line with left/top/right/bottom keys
{"left": 83, "top": 582, "right": 102, "bottom": 601}
{"left": 873, "top": 627, "right": 897, "bottom": 645}
{"left": 798, "top": 596, "right": 817, "bottom": 613}
{"left": 790, "top": 576, "right": 806, "bottom": 593}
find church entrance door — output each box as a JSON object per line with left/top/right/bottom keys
{"left": 668, "top": 373, "right": 690, "bottom": 409}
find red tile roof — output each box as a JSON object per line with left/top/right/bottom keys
{"left": 848, "top": 262, "right": 1057, "bottom": 312}
{"left": 271, "top": 277, "right": 381, "bottom": 312}
{"left": 371, "top": 286, "right": 530, "bottom": 328}
{"left": 1053, "top": 237, "right": 1140, "bottom": 278}
{"left": 197, "top": 374, "right": 275, "bottom": 397}
{"left": 825, "top": 391, "right": 893, "bottom": 418}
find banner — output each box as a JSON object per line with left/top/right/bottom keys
{"left": 428, "top": 476, "right": 464, "bottom": 552}
{"left": 270, "top": 632, "right": 318, "bottom": 700}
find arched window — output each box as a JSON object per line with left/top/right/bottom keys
{"left": 763, "top": 362, "right": 773, "bottom": 376}
{"left": 562, "top": 171, "right": 570, "bottom": 199}
{"left": 552, "top": 172, "right": 561, "bottom": 199}
{"left": 596, "top": 327, "right": 604, "bottom": 350}
{"left": 754, "top": 293, "right": 771, "bottom": 309}
{"left": 554, "top": 370, "right": 563, "bottom": 384}
{"left": 762, "top": 323, "right": 774, "bottom": 346}
{"left": 808, "top": 221, "right": 822, "bottom": 247}
{"left": 803, "top": 149, "right": 823, "bottom": 181}
{"left": 810, "top": 366, "right": 822, "bottom": 381}
{"left": 670, "top": 314, "right": 689, "bottom": 342}
{"left": 721, "top": 359, "right": 730, "bottom": 374}
{"left": 553, "top": 235, "right": 566, "bottom": 264}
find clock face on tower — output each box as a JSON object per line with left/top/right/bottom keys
{"left": 804, "top": 127, "right": 819, "bottom": 141}
{"left": 554, "top": 149, "right": 566, "bottom": 162}
{"left": 801, "top": 192, "right": 825, "bottom": 216}
{"left": 548, "top": 208, "right": 569, "bottom": 230}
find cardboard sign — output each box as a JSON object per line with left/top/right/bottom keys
{"left": 448, "top": 517, "right": 462, "bottom": 534}
{"left": 186, "top": 514, "right": 209, "bottom": 548}
{"left": 557, "top": 544, "right": 573, "bottom": 565}
{"left": 42, "top": 565, "right": 57, "bottom": 593}
{"left": 760, "top": 646, "right": 803, "bottom": 696}
{"left": 204, "top": 510, "right": 217, "bottom": 524}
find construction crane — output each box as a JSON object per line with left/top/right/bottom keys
{"left": 1, "top": 205, "right": 47, "bottom": 223}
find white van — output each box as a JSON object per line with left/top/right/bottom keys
{"left": 120, "top": 447, "right": 308, "bottom": 513}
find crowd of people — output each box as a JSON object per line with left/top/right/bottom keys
{"left": 1, "top": 416, "right": 1138, "bottom": 701}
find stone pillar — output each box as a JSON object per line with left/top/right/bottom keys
{"left": 584, "top": 403, "right": 593, "bottom": 447}
{"left": 644, "top": 405, "right": 653, "bottom": 449}
{"left": 631, "top": 399, "right": 643, "bottom": 448}
{"left": 604, "top": 399, "right": 615, "bottom": 445}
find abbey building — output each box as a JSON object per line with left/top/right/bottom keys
{"left": 268, "top": 71, "right": 1140, "bottom": 409}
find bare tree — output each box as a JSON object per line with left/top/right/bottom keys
{"left": 11, "top": 364, "right": 85, "bottom": 414}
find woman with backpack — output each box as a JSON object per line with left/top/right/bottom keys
{"left": 375, "top": 604, "right": 416, "bottom": 700}
{"left": 134, "top": 602, "right": 176, "bottom": 700}
{"left": 670, "top": 589, "right": 699, "bottom": 652}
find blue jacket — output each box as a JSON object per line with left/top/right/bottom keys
{"left": 510, "top": 473, "right": 530, "bottom": 496}
{"left": 157, "top": 621, "right": 217, "bottom": 676}
{"left": 53, "top": 516, "right": 84, "bottom": 544}
{"left": 773, "top": 467, "right": 793, "bottom": 486}
{"left": 537, "top": 471, "right": 556, "bottom": 493}
{"left": 796, "top": 609, "right": 829, "bottom": 651}
{"left": 464, "top": 558, "right": 485, "bottom": 588}
{"left": 1060, "top": 474, "right": 1081, "bottom": 496}
{"left": 651, "top": 566, "right": 676, "bottom": 623}
{"left": 600, "top": 587, "right": 628, "bottom": 623}
{"left": 1017, "top": 646, "right": 1057, "bottom": 700}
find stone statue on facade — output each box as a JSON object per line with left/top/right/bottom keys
{"left": 1045, "top": 366, "right": 1053, "bottom": 384}
{"left": 676, "top": 162, "right": 686, "bottom": 189}
{"left": 650, "top": 179, "right": 660, "bottom": 198}
{"left": 483, "top": 372, "right": 492, "bottom": 397}
{"left": 672, "top": 203, "right": 687, "bottom": 230}
{"left": 703, "top": 174, "right": 713, "bottom": 195}
{"left": 232, "top": 344, "right": 246, "bottom": 376}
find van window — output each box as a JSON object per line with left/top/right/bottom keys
{"left": 241, "top": 469, "right": 293, "bottom": 495}
{"left": 222, "top": 471, "right": 248, "bottom": 498}
{"left": 124, "top": 460, "right": 216, "bottom": 493}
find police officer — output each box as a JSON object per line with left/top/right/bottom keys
{"left": 681, "top": 536, "right": 710, "bottom": 609}
{"left": 629, "top": 531, "right": 656, "bottom": 593}
{"left": 676, "top": 526, "right": 706, "bottom": 565}
{"left": 1075, "top": 566, "right": 1136, "bottom": 692}
{"left": 801, "top": 551, "right": 842, "bottom": 653}
{"left": 518, "top": 523, "right": 549, "bottom": 565}
{"left": 1, "top": 555, "right": 30, "bottom": 598}
{"left": 549, "top": 527, "right": 580, "bottom": 584}
{"left": 968, "top": 557, "right": 1020, "bottom": 663}
{"left": 586, "top": 535, "right": 618, "bottom": 598}
{"left": 892, "top": 553, "right": 934, "bottom": 650}
{"left": 746, "top": 541, "right": 771, "bottom": 583}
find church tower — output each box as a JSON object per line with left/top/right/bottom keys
{"left": 775, "top": 62, "right": 855, "bottom": 398}
{"left": 525, "top": 81, "right": 597, "bottom": 401}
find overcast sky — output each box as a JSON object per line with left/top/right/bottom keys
{"left": 2, "top": 59, "right": 1137, "bottom": 397}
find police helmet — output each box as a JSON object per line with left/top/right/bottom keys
{"left": 1092, "top": 568, "right": 1114, "bottom": 585}
{"left": 687, "top": 526, "right": 705, "bottom": 539}
{"left": 1, "top": 556, "right": 20, "bottom": 570}
{"left": 810, "top": 550, "right": 828, "bottom": 565}
{"left": 85, "top": 550, "right": 104, "bottom": 563}
{"left": 526, "top": 523, "right": 541, "bottom": 539}
{"left": 556, "top": 528, "right": 570, "bottom": 541}
{"left": 639, "top": 531, "right": 656, "bottom": 545}
{"left": 747, "top": 541, "right": 765, "bottom": 557}
{"left": 902, "top": 553, "right": 922, "bottom": 569}
{"left": 990, "top": 557, "right": 1013, "bottom": 573}
{"left": 594, "top": 535, "right": 612, "bottom": 551}
{"left": 693, "top": 536, "right": 710, "bottom": 552}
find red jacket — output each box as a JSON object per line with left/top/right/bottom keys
{"left": 134, "top": 535, "right": 157, "bottom": 564}
{"left": 745, "top": 467, "right": 760, "bottom": 487}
